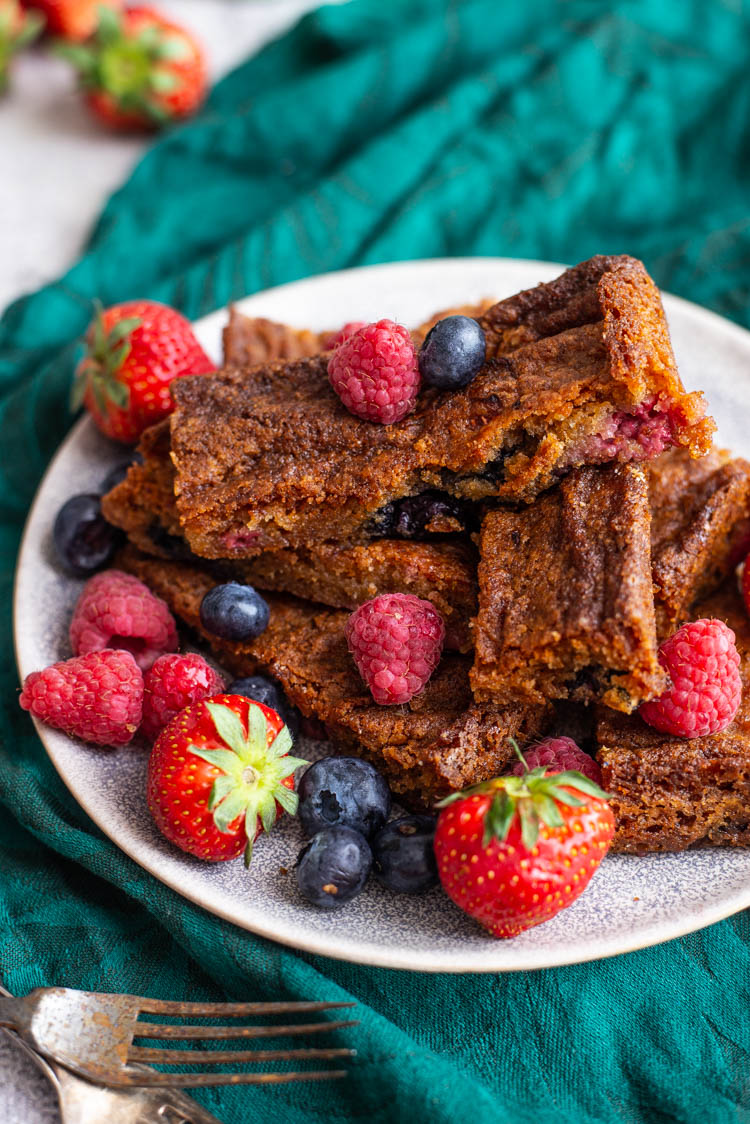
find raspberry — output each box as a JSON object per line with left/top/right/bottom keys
{"left": 322, "top": 321, "right": 366, "bottom": 350}
{"left": 141, "top": 653, "right": 226, "bottom": 741}
{"left": 345, "top": 593, "right": 445, "bottom": 705}
{"left": 70, "top": 569, "right": 178, "bottom": 672}
{"left": 511, "top": 736, "right": 602, "bottom": 786}
{"left": 327, "top": 319, "right": 420, "bottom": 424}
{"left": 19, "top": 650, "right": 143, "bottom": 746}
{"left": 639, "top": 618, "right": 742, "bottom": 738}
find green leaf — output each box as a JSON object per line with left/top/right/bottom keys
{"left": 149, "top": 69, "right": 178, "bottom": 94}
{"left": 258, "top": 797, "right": 276, "bottom": 836}
{"left": 105, "top": 316, "right": 141, "bottom": 347}
{"left": 483, "top": 790, "right": 515, "bottom": 847}
{"left": 274, "top": 786, "right": 299, "bottom": 816}
{"left": 549, "top": 788, "right": 585, "bottom": 808}
{"left": 211, "top": 788, "right": 247, "bottom": 833}
{"left": 96, "top": 4, "right": 122, "bottom": 45}
{"left": 243, "top": 816, "right": 255, "bottom": 868}
{"left": 54, "top": 41, "right": 95, "bottom": 73}
{"left": 206, "top": 702, "right": 249, "bottom": 757}
{"left": 434, "top": 791, "right": 465, "bottom": 809}
{"left": 267, "top": 725, "right": 293, "bottom": 759}
{"left": 105, "top": 340, "right": 131, "bottom": 375}
{"left": 275, "top": 756, "right": 308, "bottom": 780}
{"left": 90, "top": 378, "right": 108, "bottom": 417}
{"left": 208, "top": 774, "right": 234, "bottom": 812}
{"left": 103, "top": 375, "right": 129, "bottom": 410}
{"left": 156, "top": 33, "right": 191, "bottom": 61}
{"left": 188, "top": 745, "right": 241, "bottom": 777}
{"left": 244, "top": 703, "right": 267, "bottom": 754}
{"left": 69, "top": 370, "right": 88, "bottom": 413}
{"left": 550, "top": 770, "right": 610, "bottom": 800}
{"left": 15, "top": 11, "right": 44, "bottom": 47}
{"left": 519, "top": 802, "right": 540, "bottom": 850}
{"left": 533, "top": 793, "right": 564, "bottom": 829}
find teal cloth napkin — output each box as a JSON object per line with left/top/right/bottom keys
{"left": 3, "top": 1, "right": 750, "bottom": 1120}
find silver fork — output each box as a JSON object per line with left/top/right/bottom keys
{"left": 0, "top": 987, "right": 356, "bottom": 1089}
{"left": 1, "top": 982, "right": 227, "bottom": 1123}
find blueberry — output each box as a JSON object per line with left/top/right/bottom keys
{"left": 228, "top": 675, "right": 300, "bottom": 738}
{"left": 298, "top": 757, "right": 391, "bottom": 839}
{"left": 295, "top": 826, "right": 372, "bottom": 908}
{"left": 99, "top": 451, "right": 143, "bottom": 494}
{"left": 419, "top": 315, "right": 486, "bottom": 389}
{"left": 199, "top": 582, "right": 269, "bottom": 641}
{"left": 372, "top": 815, "right": 438, "bottom": 893}
{"left": 53, "top": 494, "right": 122, "bottom": 577}
{"left": 368, "top": 491, "right": 473, "bottom": 539}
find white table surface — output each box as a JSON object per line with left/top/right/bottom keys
{"left": 1, "top": 1, "right": 338, "bottom": 1119}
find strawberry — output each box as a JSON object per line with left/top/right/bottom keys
{"left": 58, "top": 5, "right": 206, "bottom": 130}
{"left": 0, "top": 0, "right": 43, "bottom": 93}
{"left": 434, "top": 750, "right": 615, "bottom": 938}
{"left": 72, "top": 299, "right": 214, "bottom": 443}
{"left": 147, "top": 694, "right": 307, "bottom": 864}
{"left": 25, "top": 0, "right": 117, "bottom": 42}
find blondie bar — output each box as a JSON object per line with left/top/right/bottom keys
{"left": 470, "top": 464, "right": 665, "bottom": 713}
{"left": 101, "top": 432, "right": 476, "bottom": 651}
{"left": 118, "top": 548, "right": 548, "bottom": 805}
{"left": 648, "top": 448, "right": 750, "bottom": 635}
{"left": 168, "top": 256, "right": 713, "bottom": 559}
{"left": 222, "top": 309, "right": 327, "bottom": 368}
{"left": 597, "top": 582, "right": 750, "bottom": 853}
{"left": 221, "top": 299, "right": 497, "bottom": 368}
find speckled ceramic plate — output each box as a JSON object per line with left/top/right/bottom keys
{"left": 14, "top": 258, "right": 750, "bottom": 972}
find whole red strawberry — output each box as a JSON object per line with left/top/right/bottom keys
{"left": 72, "top": 300, "right": 214, "bottom": 443}
{"left": 26, "top": 0, "right": 117, "bottom": 41}
{"left": 147, "top": 694, "right": 307, "bottom": 864}
{"left": 0, "top": 0, "right": 43, "bottom": 92}
{"left": 58, "top": 5, "right": 206, "bottom": 130}
{"left": 434, "top": 751, "right": 614, "bottom": 938}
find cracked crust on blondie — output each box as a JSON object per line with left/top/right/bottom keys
{"left": 168, "top": 255, "right": 713, "bottom": 560}
{"left": 470, "top": 464, "right": 665, "bottom": 713}
{"left": 597, "top": 582, "right": 750, "bottom": 853}
{"left": 117, "top": 547, "right": 548, "bottom": 806}
{"left": 648, "top": 447, "right": 750, "bottom": 636}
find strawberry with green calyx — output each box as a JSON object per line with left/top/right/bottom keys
{"left": 434, "top": 742, "right": 615, "bottom": 938}
{"left": 147, "top": 694, "right": 308, "bottom": 866}
{"left": 72, "top": 299, "right": 214, "bottom": 444}
{"left": 57, "top": 4, "right": 206, "bottom": 130}
{"left": 0, "top": 0, "right": 43, "bottom": 94}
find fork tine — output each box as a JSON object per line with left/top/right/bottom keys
{"left": 137, "top": 999, "right": 354, "bottom": 1016}
{"left": 117, "top": 1069, "right": 348, "bottom": 1088}
{"left": 128, "top": 1046, "right": 355, "bottom": 1065}
{"left": 134, "top": 1018, "right": 357, "bottom": 1041}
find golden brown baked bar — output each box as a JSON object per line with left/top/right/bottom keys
{"left": 597, "top": 582, "right": 750, "bottom": 853}
{"left": 101, "top": 433, "right": 477, "bottom": 651}
{"left": 118, "top": 548, "right": 548, "bottom": 806}
{"left": 648, "top": 448, "right": 750, "bottom": 636}
{"left": 222, "top": 309, "right": 327, "bottom": 367}
{"left": 470, "top": 464, "right": 665, "bottom": 713}
{"left": 168, "top": 255, "right": 713, "bottom": 559}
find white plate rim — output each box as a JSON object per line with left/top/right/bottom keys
{"left": 13, "top": 256, "right": 750, "bottom": 973}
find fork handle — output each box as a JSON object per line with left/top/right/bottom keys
{"left": 54, "top": 1066, "right": 229, "bottom": 1124}
{"left": 0, "top": 995, "right": 25, "bottom": 1030}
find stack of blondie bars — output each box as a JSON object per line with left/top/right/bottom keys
{"left": 101, "top": 255, "right": 750, "bottom": 855}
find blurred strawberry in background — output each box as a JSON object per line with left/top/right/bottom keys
{"left": 0, "top": 0, "right": 42, "bottom": 91}
{"left": 58, "top": 5, "right": 206, "bottom": 129}
{"left": 25, "top": 0, "right": 119, "bottom": 42}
